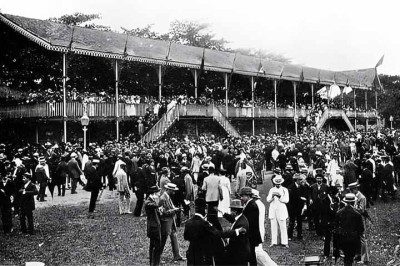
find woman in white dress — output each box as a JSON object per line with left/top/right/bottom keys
{"left": 218, "top": 171, "right": 231, "bottom": 217}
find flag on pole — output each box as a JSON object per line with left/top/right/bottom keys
{"left": 375, "top": 55, "right": 384, "bottom": 68}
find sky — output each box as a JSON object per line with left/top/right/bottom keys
{"left": 1, "top": 0, "right": 399, "bottom": 75}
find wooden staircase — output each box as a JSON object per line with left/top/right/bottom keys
{"left": 212, "top": 105, "right": 241, "bottom": 138}
{"left": 140, "top": 105, "right": 180, "bottom": 143}
{"left": 316, "top": 109, "right": 355, "bottom": 132}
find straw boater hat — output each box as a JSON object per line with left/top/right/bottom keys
{"left": 230, "top": 199, "right": 244, "bottom": 209}
{"left": 148, "top": 185, "right": 161, "bottom": 194}
{"left": 348, "top": 181, "right": 360, "bottom": 189}
{"left": 272, "top": 175, "right": 284, "bottom": 185}
{"left": 315, "top": 151, "right": 322, "bottom": 156}
{"left": 164, "top": 183, "right": 179, "bottom": 191}
{"left": 343, "top": 193, "right": 356, "bottom": 203}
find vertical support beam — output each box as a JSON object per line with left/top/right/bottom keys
{"left": 35, "top": 124, "right": 39, "bottom": 144}
{"left": 353, "top": 88, "right": 357, "bottom": 130}
{"left": 311, "top": 83, "right": 314, "bottom": 108}
{"left": 375, "top": 90, "right": 378, "bottom": 128}
{"left": 274, "top": 80, "right": 278, "bottom": 134}
{"left": 251, "top": 76, "right": 255, "bottom": 136}
{"left": 194, "top": 69, "right": 198, "bottom": 99}
{"left": 293, "top": 81, "right": 298, "bottom": 136}
{"left": 341, "top": 87, "right": 344, "bottom": 108}
{"left": 195, "top": 120, "right": 199, "bottom": 136}
{"left": 365, "top": 90, "right": 368, "bottom": 131}
{"left": 225, "top": 73, "right": 229, "bottom": 118}
{"left": 62, "top": 53, "right": 67, "bottom": 143}
{"left": 158, "top": 65, "right": 162, "bottom": 101}
{"left": 327, "top": 85, "right": 330, "bottom": 107}
{"left": 115, "top": 60, "right": 120, "bottom": 142}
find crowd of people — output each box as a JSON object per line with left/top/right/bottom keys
{"left": 0, "top": 128, "right": 399, "bottom": 265}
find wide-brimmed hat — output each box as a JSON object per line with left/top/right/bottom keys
{"left": 293, "top": 173, "right": 302, "bottom": 180}
{"left": 272, "top": 175, "right": 284, "bottom": 185}
{"left": 285, "top": 164, "right": 293, "bottom": 170}
{"left": 315, "top": 151, "right": 322, "bottom": 156}
{"left": 230, "top": 199, "right": 243, "bottom": 209}
{"left": 343, "top": 193, "right": 356, "bottom": 203}
{"left": 239, "top": 187, "right": 253, "bottom": 196}
{"left": 44, "top": 142, "right": 52, "bottom": 147}
{"left": 348, "top": 181, "right": 360, "bottom": 189}
{"left": 70, "top": 152, "right": 77, "bottom": 158}
{"left": 181, "top": 166, "right": 189, "bottom": 172}
{"left": 165, "top": 183, "right": 179, "bottom": 191}
{"left": 148, "top": 185, "right": 160, "bottom": 194}
{"left": 92, "top": 159, "right": 100, "bottom": 164}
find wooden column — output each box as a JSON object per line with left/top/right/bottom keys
{"left": 327, "top": 85, "right": 330, "bottom": 107}
{"left": 375, "top": 90, "right": 379, "bottom": 128}
{"left": 62, "top": 53, "right": 67, "bottom": 143}
{"left": 353, "top": 88, "right": 357, "bottom": 129}
{"left": 365, "top": 90, "right": 368, "bottom": 131}
{"left": 225, "top": 73, "right": 229, "bottom": 118}
{"left": 158, "top": 65, "right": 162, "bottom": 101}
{"left": 341, "top": 87, "right": 344, "bottom": 107}
{"left": 115, "top": 60, "right": 120, "bottom": 142}
{"left": 293, "top": 81, "right": 298, "bottom": 136}
{"left": 35, "top": 124, "right": 39, "bottom": 144}
{"left": 311, "top": 83, "right": 314, "bottom": 108}
{"left": 274, "top": 80, "right": 278, "bottom": 134}
{"left": 194, "top": 69, "right": 198, "bottom": 99}
{"left": 251, "top": 76, "right": 255, "bottom": 136}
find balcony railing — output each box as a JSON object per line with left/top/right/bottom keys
{"left": 0, "top": 102, "right": 378, "bottom": 119}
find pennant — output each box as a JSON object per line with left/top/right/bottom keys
{"left": 375, "top": 55, "right": 384, "bottom": 68}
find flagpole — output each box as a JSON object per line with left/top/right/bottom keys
{"left": 274, "top": 80, "right": 278, "bottom": 134}
{"left": 251, "top": 76, "right": 255, "bottom": 136}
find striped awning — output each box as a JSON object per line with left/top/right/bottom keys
{"left": 0, "top": 13, "right": 380, "bottom": 89}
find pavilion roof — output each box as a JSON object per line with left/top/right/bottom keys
{"left": 0, "top": 13, "right": 381, "bottom": 90}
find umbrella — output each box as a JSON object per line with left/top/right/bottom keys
{"left": 343, "top": 86, "right": 353, "bottom": 94}
{"left": 329, "top": 84, "right": 341, "bottom": 99}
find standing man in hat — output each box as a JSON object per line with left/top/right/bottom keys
{"left": 115, "top": 162, "right": 131, "bottom": 215}
{"left": 240, "top": 186, "right": 262, "bottom": 265}
{"left": 349, "top": 181, "right": 369, "bottom": 264}
{"left": 267, "top": 176, "right": 289, "bottom": 248}
{"left": 54, "top": 153, "right": 69, "bottom": 196}
{"left": 35, "top": 157, "right": 50, "bottom": 202}
{"left": 184, "top": 197, "right": 224, "bottom": 266}
{"left": 287, "top": 173, "right": 306, "bottom": 240}
{"left": 334, "top": 193, "right": 364, "bottom": 266}
{"left": 84, "top": 158, "right": 102, "bottom": 218}
{"left": 201, "top": 164, "right": 223, "bottom": 231}
{"left": 0, "top": 173, "right": 14, "bottom": 234}
{"left": 159, "top": 182, "right": 185, "bottom": 262}
{"left": 310, "top": 175, "right": 328, "bottom": 236}
{"left": 220, "top": 199, "right": 251, "bottom": 266}
{"left": 18, "top": 173, "right": 38, "bottom": 235}
{"left": 67, "top": 152, "right": 84, "bottom": 194}
{"left": 145, "top": 185, "right": 162, "bottom": 266}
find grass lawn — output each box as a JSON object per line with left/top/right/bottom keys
{"left": 1, "top": 185, "right": 399, "bottom": 265}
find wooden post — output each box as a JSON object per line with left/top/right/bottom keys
{"left": 375, "top": 90, "right": 378, "bottom": 127}
{"left": 341, "top": 87, "right": 344, "bottom": 108}
{"left": 293, "top": 81, "right": 297, "bottom": 135}
{"left": 327, "top": 85, "right": 330, "bottom": 107}
{"left": 251, "top": 76, "right": 255, "bottom": 136}
{"left": 311, "top": 83, "right": 314, "bottom": 108}
{"left": 62, "top": 53, "right": 67, "bottom": 143}
{"left": 194, "top": 69, "right": 198, "bottom": 99}
{"left": 158, "top": 65, "right": 162, "bottom": 101}
{"left": 35, "top": 124, "right": 39, "bottom": 144}
{"left": 225, "top": 73, "right": 229, "bottom": 118}
{"left": 274, "top": 80, "right": 278, "bottom": 134}
{"left": 115, "top": 60, "right": 120, "bottom": 142}
{"left": 353, "top": 88, "right": 357, "bottom": 130}
{"left": 365, "top": 90, "right": 368, "bottom": 131}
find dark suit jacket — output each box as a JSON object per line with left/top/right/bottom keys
{"left": 67, "top": 158, "right": 83, "bottom": 179}
{"left": 84, "top": 165, "right": 102, "bottom": 190}
{"left": 221, "top": 214, "right": 251, "bottom": 265}
{"left": 335, "top": 205, "right": 364, "bottom": 253}
{"left": 310, "top": 183, "right": 328, "bottom": 204}
{"left": 19, "top": 182, "right": 38, "bottom": 213}
{"left": 242, "top": 199, "right": 262, "bottom": 247}
{"left": 184, "top": 214, "right": 224, "bottom": 266}
{"left": 288, "top": 183, "right": 306, "bottom": 216}
{"left": 144, "top": 195, "right": 161, "bottom": 239}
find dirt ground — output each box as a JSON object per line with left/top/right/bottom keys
{"left": 0, "top": 182, "right": 399, "bottom": 265}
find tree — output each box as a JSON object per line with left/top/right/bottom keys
{"left": 48, "top": 13, "right": 110, "bottom": 30}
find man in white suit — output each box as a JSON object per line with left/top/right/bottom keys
{"left": 267, "top": 175, "right": 289, "bottom": 247}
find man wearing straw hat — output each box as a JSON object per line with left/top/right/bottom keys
{"left": 159, "top": 182, "right": 185, "bottom": 262}
{"left": 145, "top": 185, "right": 162, "bottom": 266}
{"left": 334, "top": 193, "right": 364, "bottom": 266}
{"left": 85, "top": 158, "right": 102, "bottom": 218}
{"left": 18, "top": 172, "right": 38, "bottom": 235}
{"left": 267, "top": 175, "right": 289, "bottom": 248}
